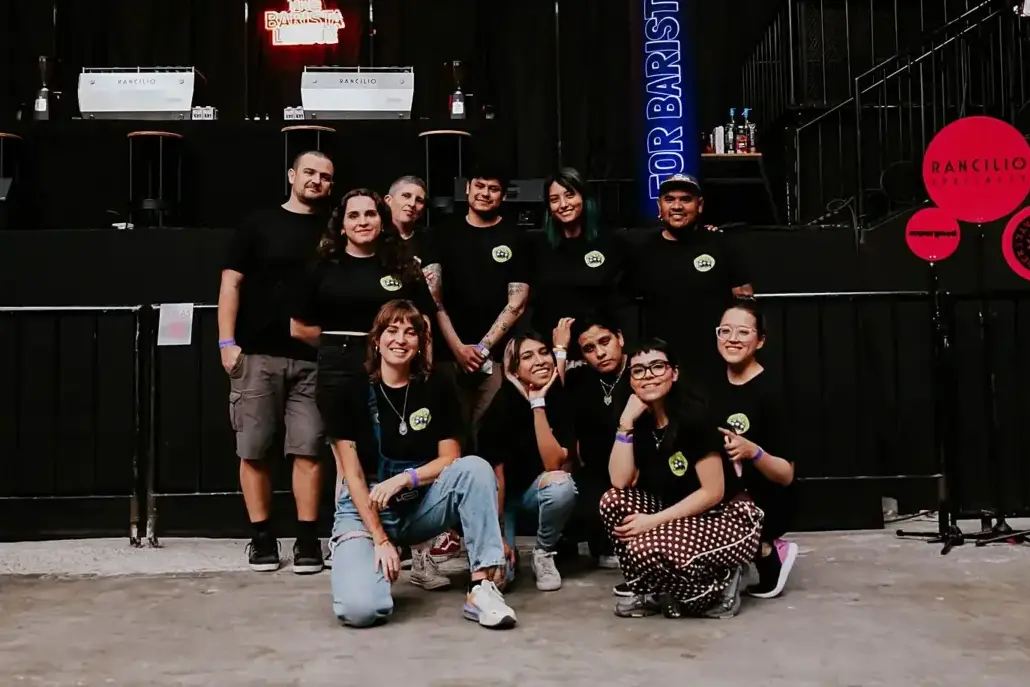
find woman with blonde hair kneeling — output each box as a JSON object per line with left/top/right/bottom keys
{"left": 601, "top": 338, "right": 763, "bottom": 619}
{"left": 329, "top": 300, "right": 515, "bottom": 629}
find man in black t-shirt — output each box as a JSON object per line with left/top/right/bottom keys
{"left": 433, "top": 166, "right": 531, "bottom": 452}
{"left": 218, "top": 150, "right": 333, "bottom": 575}
{"left": 624, "top": 174, "right": 753, "bottom": 385}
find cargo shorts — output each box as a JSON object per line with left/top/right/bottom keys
{"left": 228, "top": 353, "right": 323, "bottom": 460}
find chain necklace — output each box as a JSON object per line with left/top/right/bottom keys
{"left": 598, "top": 364, "right": 626, "bottom": 407}
{"left": 652, "top": 427, "right": 667, "bottom": 450}
{"left": 379, "top": 382, "right": 411, "bottom": 435}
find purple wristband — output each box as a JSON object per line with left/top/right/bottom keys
{"left": 218, "top": 338, "right": 236, "bottom": 349}
{"left": 405, "top": 468, "right": 419, "bottom": 488}
{"left": 752, "top": 448, "right": 764, "bottom": 461}
{"left": 615, "top": 432, "right": 633, "bottom": 444}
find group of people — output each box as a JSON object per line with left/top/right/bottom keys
{"left": 216, "top": 150, "right": 798, "bottom": 630}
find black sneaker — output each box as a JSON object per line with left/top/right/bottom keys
{"left": 747, "top": 540, "right": 798, "bottom": 598}
{"left": 293, "top": 538, "right": 324, "bottom": 575}
{"left": 613, "top": 582, "right": 634, "bottom": 597}
{"left": 703, "top": 566, "right": 743, "bottom": 619}
{"left": 247, "top": 533, "right": 281, "bottom": 572}
{"left": 614, "top": 593, "right": 661, "bottom": 618}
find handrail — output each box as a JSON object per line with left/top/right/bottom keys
{"left": 0, "top": 305, "right": 143, "bottom": 312}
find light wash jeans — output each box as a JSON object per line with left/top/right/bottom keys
{"left": 503, "top": 471, "right": 578, "bottom": 552}
{"left": 330, "top": 455, "right": 505, "bottom": 628}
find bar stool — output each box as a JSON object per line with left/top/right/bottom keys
{"left": 0, "top": 132, "right": 24, "bottom": 229}
{"left": 127, "top": 130, "right": 184, "bottom": 228}
{"left": 282, "top": 125, "right": 336, "bottom": 197}
{"left": 418, "top": 129, "right": 472, "bottom": 224}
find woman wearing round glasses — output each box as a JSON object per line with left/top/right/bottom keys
{"left": 712, "top": 298, "right": 798, "bottom": 598}
{"left": 600, "top": 338, "right": 763, "bottom": 619}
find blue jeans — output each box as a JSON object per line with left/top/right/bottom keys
{"left": 503, "top": 471, "right": 578, "bottom": 553}
{"left": 330, "top": 455, "right": 505, "bottom": 628}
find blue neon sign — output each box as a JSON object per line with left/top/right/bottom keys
{"left": 638, "top": 0, "right": 699, "bottom": 218}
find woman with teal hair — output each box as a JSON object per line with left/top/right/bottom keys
{"left": 529, "top": 168, "right": 628, "bottom": 379}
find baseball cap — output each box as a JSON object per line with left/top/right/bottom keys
{"left": 658, "top": 173, "right": 702, "bottom": 195}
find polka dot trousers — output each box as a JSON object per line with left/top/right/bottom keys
{"left": 599, "top": 487, "right": 764, "bottom": 613}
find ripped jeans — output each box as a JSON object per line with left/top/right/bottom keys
{"left": 330, "top": 455, "right": 505, "bottom": 628}
{"left": 503, "top": 471, "right": 578, "bottom": 553}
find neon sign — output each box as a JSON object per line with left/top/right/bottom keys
{"left": 638, "top": 0, "right": 699, "bottom": 214}
{"left": 265, "top": 0, "right": 346, "bottom": 47}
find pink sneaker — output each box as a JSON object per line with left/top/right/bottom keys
{"left": 746, "top": 539, "right": 798, "bottom": 599}
{"left": 429, "top": 530, "right": 463, "bottom": 563}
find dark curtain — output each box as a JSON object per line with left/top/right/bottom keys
{"left": 0, "top": 1, "right": 57, "bottom": 121}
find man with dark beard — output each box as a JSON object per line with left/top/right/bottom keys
{"left": 218, "top": 150, "right": 333, "bottom": 574}
{"left": 624, "top": 174, "right": 753, "bottom": 385}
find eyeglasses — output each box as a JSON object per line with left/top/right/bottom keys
{"left": 716, "top": 325, "right": 758, "bottom": 341}
{"left": 629, "top": 361, "right": 671, "bottom": 380}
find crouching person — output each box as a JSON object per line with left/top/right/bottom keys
{"left": 602, "top": 339, "right": 763, "bottom": 619}
{"left": 479, "top": 333, "right": 579, "bottom": 591}
{"left": 330, "top": 300, "right": 516, "bottom": 629}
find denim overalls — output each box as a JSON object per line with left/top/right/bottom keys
{"left": 368, "top": 385, "right": 426, "bottom": 516}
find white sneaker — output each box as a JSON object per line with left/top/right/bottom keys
{"left": 531, "top": 549, "right": 562, "bottom": 592}
{"left": 409, "top": 547, "right": 451, "bottom": 590}
{"left": 598, "top": 555, "right": 620, "bottom": 570}
{"left": 463, "top": 580, "right": 517, "bottom": 629}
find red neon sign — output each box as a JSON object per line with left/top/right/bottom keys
{"left": 265, "top": 0, "right": 346, "bottom": 47}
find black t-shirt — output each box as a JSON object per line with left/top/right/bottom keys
{"left": 528, "top": 231, "right": 628, "bottom": 335}
{"left": 633, "top": 406, "right": 742, "bottom": 507}
{"left": 405, "top": 228, "right": 441, "bottom": 269}
{"left": 223, "top": 206, "right": 326, "bottom": 360}
{"left": 710, "top": 370, "right": 796, "bottom": 512}
{"left": 480, "top": 382, "right": 577, "bottom": 497}
{"left": 293, "top": 254, "right": 436, "bottom": 332}
{"left": 435, "top": 217, "right": 531, "bottom": 360}
{"left": 624, "top": 227, "right": 750, "bottom": 377}
{"left": 334, "top": 374, "right": 461, "bottom": 473}
{"left": 565, "top": 363, "right": 632, "bottom": 477}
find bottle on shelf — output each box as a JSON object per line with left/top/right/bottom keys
{"left": 746, "top": 110, "right": 758, "bottom": 153}
{"left": 737, "top": 108, "right": 751, "bottom": 154}
{"left": 724, "top": 108, "right": 736, "bottom": 154}
{"left": 701, "top": 130, "right": 714, "bottom": 155}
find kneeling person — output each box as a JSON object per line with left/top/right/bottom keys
{"left": 330, "top": 300, "right": 515, "bottom": 629}
{"left": 480, "top": 333, "right": 578, "bottom": 592}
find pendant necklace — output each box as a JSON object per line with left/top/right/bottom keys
{"left": 379, "top": 382, "right": 411, "bottom": 435}
{"left": 598, "top": 366, "right": 625, "bottom": 407}
{"left": 652, "top": 427, "right": 667, "bottom": 451}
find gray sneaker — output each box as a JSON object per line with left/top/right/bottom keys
{"left": 531, "top": 549, "right": 562, "bottom": 591}
{"left": 615, "top": 593, "right": 662, "bottom": 618}
{"left": 409, "top": 547, "right": 451, "bottom": 590}
{"left": 704, "top": 566, "right": 743, "bottom": 619}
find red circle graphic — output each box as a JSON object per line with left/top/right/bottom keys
{"left": 922, "top": 116, "right": 1030, "bottom": 224}
{"left": 905, "top": 207, "right": 961, "bottom": 262}
{"left": 1001, "top": 206, "right": 1030, "bottom": 282}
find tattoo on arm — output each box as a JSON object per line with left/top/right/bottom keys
{"left": 481, "top": 282, "right": 529, "bottom": 348}
{"left": 423, "top": 263, "right": 445, "bottom": 312}
{"left": 732, "top": 283, "right": 754, "bottom": 297}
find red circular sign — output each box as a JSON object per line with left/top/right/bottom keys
{"left": 905, "top": 208, "right": 961, "bottom": 262}
{"left": 922, "top": 116, "right": 1030, "bottom": 223}
{"left": 1001, "top": 206, "right": 1030, "bottom": 281}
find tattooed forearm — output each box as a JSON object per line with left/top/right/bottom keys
{"left": 481, "top": 282, "right": 529, "bottom": 349}
{"left": 732, "top": 283, "right": 754, "bottom": 297}
{"left": 422, "top": 263, "right": 445, "bottom": 312}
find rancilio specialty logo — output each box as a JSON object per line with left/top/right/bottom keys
{"left": 693, "top": 254, "right": 715, "bottom": 272}
{"left": 922, "top": 116, "right": 1030, "bottom": 224}
{"left": 409, "top": 408, "right": 432, "bottom": 431}
{"left": 668, "top": 451, "right": 689, "bottom": 477}
{"left": 726, "top": 412, "right": 751, "bottom": 435}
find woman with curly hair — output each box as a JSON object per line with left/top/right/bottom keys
{"left": 291, "top": 188, "right": 436, "bottom": 492}
{"left": 328, "top": 299, "right": 516, "bottom": 629}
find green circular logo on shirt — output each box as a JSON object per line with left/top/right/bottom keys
{"left": 668, "top": 451, "right": 689, "bottom": 477}
{"left": 409, "top": 407, "right": 432, "bottom": 431}
{"left": 694, "top": 254, "right": 715, "bottom": 272}
{"left": 380, "top": 275, "right": 403, "bottom": 292}
{"left": 584, "top": 250, "right": 606, "bottom": 268}
{"left": 726, "top": 412, "right": 750, "bottom": 435}
{"left": 492, "top": 245, "right": 513, "bottom": 263}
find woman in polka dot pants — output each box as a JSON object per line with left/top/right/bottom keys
{"left": 602, "top": 338, "right": 763, "bottom": 619}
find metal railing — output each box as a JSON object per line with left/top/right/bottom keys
{"left": 789, "top": 0, "right": 1022, "bottom": 224}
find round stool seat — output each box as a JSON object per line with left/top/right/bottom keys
{"left": 0, "top": 133, "right": 24, "bottom": 140}
{"left": 281, "top": 125, "right": 336, "bottom": 134}
{"left": 127, "top": 131, "right": 184, "bottom": 140}
{"left": 418, "top": 129, "right": 472, "bottom": 138}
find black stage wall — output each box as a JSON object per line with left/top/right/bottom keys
{"left": 1, "top": 215, "right": 1029, "bottom": 540}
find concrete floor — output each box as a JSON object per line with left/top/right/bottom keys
{"left": 1, "top": 521, "right": 1028, "bottom": 686}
